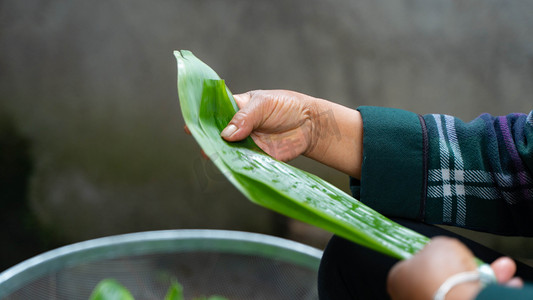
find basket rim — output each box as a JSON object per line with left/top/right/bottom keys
{"left": 0, "top": 229, "right": 323, "bottom": 298}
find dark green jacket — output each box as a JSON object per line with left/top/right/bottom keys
{"left": 352, "top": 106, "right": 533, "bottom": 298}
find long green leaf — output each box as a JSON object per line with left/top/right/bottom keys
{"left": 175, "top": 50, "right": 430, "bottom": 259}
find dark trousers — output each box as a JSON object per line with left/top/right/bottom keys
{"left": 317, "top": 218, "right": 533, "bottom": 299}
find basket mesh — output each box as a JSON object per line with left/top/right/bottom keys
{"left": 0, "top": 231, "right": 321, "bottom": 300}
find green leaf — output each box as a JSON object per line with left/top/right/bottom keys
{"left": 89, "top": 279, "right": 134, "bottom": 300}
{"left": 175, "top": 50, "right": 430, "bottom": 259}
{"left": 164, "top": 280, "right": 184, "bottom": 300}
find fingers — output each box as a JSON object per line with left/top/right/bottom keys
{"left": 186, "top": 91, "right": 249, "bottom": 139}
{"left": 220, "top": 108, "right": 256, "bottom": 141}
{"left": 491, "top": 257, "right": 517, "bottom": 283}
{"left": 490, "top": 256, "right": 523, "bottom": 288}
{"left": 220, "top": 93, "right": 249, "bottom": 141}
{"left": 187, "top": 90, "right": 259, "bottom": 154}
{"left": 505, "top": 277, "right": 524, "bottom": 288}
{"left": 387, "top": 237, "right": 480, "bottom": 300}
{"left": 221, "top": 92, "right": 264, "bottom": 141}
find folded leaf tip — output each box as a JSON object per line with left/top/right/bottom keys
{"left": 174, "top": 50, "right": 196, "bottom": 61}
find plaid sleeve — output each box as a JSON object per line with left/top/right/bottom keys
{"left": 423, "top": 110, "right": 533, "bottom": 235}
{"left": 354, "top": 107, "right": 533, "bottom": 236}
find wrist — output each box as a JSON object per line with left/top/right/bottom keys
{"left": 446, "top": 281, "right": 482, "bottom": 300}
{"left": 303, "top": 97, "right": 331, "bottom": 158}
{"left": 304, "top": 98, "right": 363, "bottom": 178}
{"left": 434, "top": 271, "right": 483, "bottom": 300}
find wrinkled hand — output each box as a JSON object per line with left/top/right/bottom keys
{"left": 185, "top": 89, "right": 363, "bottom": 178}
{"left": 387, "top": 237, "right": 523, "bottom": 300}
{"left": 221, "top": 90, "right": 363, "bottom": 178}
{"left": 221, "top": 90, "right": 319, "bottom": 162}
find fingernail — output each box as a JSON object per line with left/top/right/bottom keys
{"left": 221, "top": 124, "right": 238, "bottom": 138}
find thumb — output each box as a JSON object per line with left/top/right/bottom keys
{"left": 491, "top": 257, "right": 517, "bottom": 284}
{"left": 221, "top": 93, "right": 262, "bottom": 141}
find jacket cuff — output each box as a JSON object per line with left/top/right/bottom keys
{"left": 355, "top": 106, "right": 426, "bottom": 220}
{"left": 475, "top": 283, "right": 533, "bottom": 299}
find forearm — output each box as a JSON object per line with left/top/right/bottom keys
{"left": 304, "top": 98, "right": 363, "bottom": 179}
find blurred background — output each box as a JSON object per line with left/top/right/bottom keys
{"left": 1, "top": 0, "right": 533, "bottom": 271}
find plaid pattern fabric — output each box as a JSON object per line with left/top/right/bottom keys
{"left": 353, "top": 106, "right": 533, "bottom": 235}
{"left": 424, "top": 111, "right": 533, "bottom": 234}
{"left": 429, "top": 114, "right": 466, "bottom": 225}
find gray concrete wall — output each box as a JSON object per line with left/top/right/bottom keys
{"left": 1, "top": 0, "right": 532, "bottom": 262}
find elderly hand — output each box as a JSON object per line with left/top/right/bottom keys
{"left": 387, "top": 237, "right": 523, "bottom": 300}
{"left": 221, "top": 90, "right": 319, "bottom": 162}
{"left": 221, "top": 90, "right": 363, "bottom": 178}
